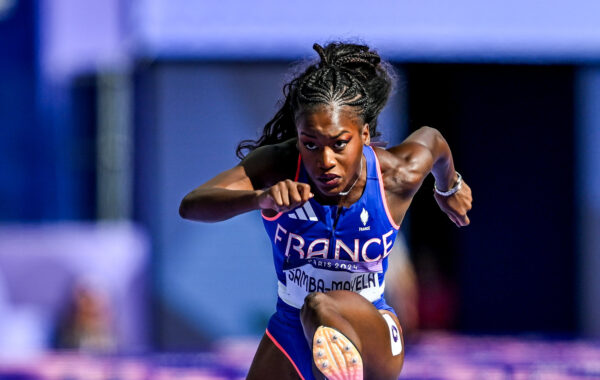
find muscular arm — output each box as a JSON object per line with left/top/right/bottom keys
{"left": 179, "top": 139, "right": 304, "bottom": 222}
{"left": 392, "top": 126, "right": 457, "bottom": 193}
{"left": 379, "top": 126, "right": 472, "bottom": 226}
{"left": 178, "top": 165, "right": 262, "bottom": 222}
{"left": 379, "top": 127, "right": 455, "bottom": 197}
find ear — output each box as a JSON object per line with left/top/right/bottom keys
{"left": 362, "top": 124, "right": 371, "bottom": 146}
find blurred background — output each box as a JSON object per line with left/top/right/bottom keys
{"left": 1, "top": 0, "right": 600, "bottom": 377}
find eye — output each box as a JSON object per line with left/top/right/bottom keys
{"left": 334, "top": 140, "right": 350, "bottom": 150}
{"left": 303, "top": 141, "right": 318, "bottom": 151}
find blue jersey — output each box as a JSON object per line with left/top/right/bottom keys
{"left": 262, "top": 144, "right": 400, "bottom": 309}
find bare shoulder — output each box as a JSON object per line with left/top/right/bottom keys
{"left": 240, "top": 138, "right": 299, "bottom": 189}
{"left": 372, "top": 142, "right": 434, "bottom": 198}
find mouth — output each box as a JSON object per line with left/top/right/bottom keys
{"left": 317, "top": 174, "right": 342, "bottom": 190}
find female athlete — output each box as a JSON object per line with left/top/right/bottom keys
{"left": 179, "top": 42, "right": 472, "bottom": 380}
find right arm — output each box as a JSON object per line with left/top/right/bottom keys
{"left": 178, "top": 165, "right": 262, "bottom": 222}
{"left": 179, "top": 141, "right": 313, "bottom": 222}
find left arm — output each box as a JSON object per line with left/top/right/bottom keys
{"left": 379, "top": 126, "right": 472, "bottom": 227}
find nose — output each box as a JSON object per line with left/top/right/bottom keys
{"left": 319, "top": 146, "right": 336, "bottom": 170}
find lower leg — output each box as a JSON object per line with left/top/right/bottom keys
{"left": 301, "top": 292, "right": 362, "bottom": 352}
{"left": 300, "top": 291, "right": 405, "bottom": 380}
{"left": 300, "top": 292, "right": 364, "bottom": 380}
{"left": 247, "top": 333, "right": 301, "bottom": 380}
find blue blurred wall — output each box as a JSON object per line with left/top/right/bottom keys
{"left": 0, "top": 0, "right": 42, "bottom": 220}
{"left": 576, "top": 68, "right": 600, "bottom": 337}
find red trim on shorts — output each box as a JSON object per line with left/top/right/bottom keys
{"left": 265, "top": 328, "right": 306, "bottom": 380}
{"left": 370, "top": 146, "right": 400, "bottom": 230}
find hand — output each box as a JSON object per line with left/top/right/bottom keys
{"left": 257, "top": 180, "right": 314, "bottom": 213}
{"left": 433, "top": 180, "right": 472, "bottom": 227}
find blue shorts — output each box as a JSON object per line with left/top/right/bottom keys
{"left": 265, "top": 297, "right": 396, "bottom": 380}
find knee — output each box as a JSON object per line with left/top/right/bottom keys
{"left": 300, "top": 292, "right": 334, "bottom": 324}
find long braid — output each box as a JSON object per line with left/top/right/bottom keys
{"left": 236, "top": 42, "right": 395, "bottom": 159}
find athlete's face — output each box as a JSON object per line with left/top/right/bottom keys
{"left": 295, "top": 105, "right": 370, "bottom": 198}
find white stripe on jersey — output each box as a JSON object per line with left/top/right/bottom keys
{"left": 288, "top": 202, "right": 318, "bottom": 221}
{"left": 296, "top": 206, "right": 308, "bottom": 220}
{"left": 304, "top": 202, "right": 318, "bottom": 221}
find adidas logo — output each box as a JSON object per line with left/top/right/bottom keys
{"left": 288, "top": 202, "right": 318, "bottom": 221}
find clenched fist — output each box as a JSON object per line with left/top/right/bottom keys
{"left": 257, "top": 180, "right": 314, "bottom": 213}
{"left": 434, "top": 180, "right": 473, "bottom": 227}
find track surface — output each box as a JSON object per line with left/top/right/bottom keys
{"left": 1, "top": 333, "right": 599, "bottom": 379}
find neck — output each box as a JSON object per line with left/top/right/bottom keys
{"left": 338, "top": 156, "right": 363, "bottom": 197}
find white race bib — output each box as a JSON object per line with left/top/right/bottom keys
{"left": 278, "top": 257, "right": 384, "bottom": 309}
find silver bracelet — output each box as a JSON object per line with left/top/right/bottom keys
{"left": 434, "top": 172, "right": 462, "bottom": 196}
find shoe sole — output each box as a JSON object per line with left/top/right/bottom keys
{"left": 312, "top": 326, "right": 363, "bottom": 380}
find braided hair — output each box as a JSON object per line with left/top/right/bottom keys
{"left": 236, "top": 42, "right": 395, "bottom": 159}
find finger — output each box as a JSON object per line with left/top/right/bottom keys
{"left": 455, "top": 212, "right": 469, "bottom": 227}
{"left": 288, "top": 182, "right": 303, "bottom": 205}
{"left": 299, "top": 183, "right": 313, "bottom": 202}
{"left": 278, "top": 182, "right": 290, "bottom": 207}
{"left": 447, "top": 212, "right": 461, "bottom": 227}
{"left": 448, "top": 210, "right": 468, "bottom": 227}
{"left": 270, "top": 187, "right": 283, "bottom": 209}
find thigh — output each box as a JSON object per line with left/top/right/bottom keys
{"left": 302, "top": 290, "right": 404, "bottom": 380}
{"left": 247, "top": 333, "right": 302, "bottom": 380}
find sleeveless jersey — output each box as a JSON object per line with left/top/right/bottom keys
{"left": 262, "top": 145, "right": 400, "bottom": 309}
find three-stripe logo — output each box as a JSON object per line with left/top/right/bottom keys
{"left": 288, "top": 202, "right": 318, "bottom": 221}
